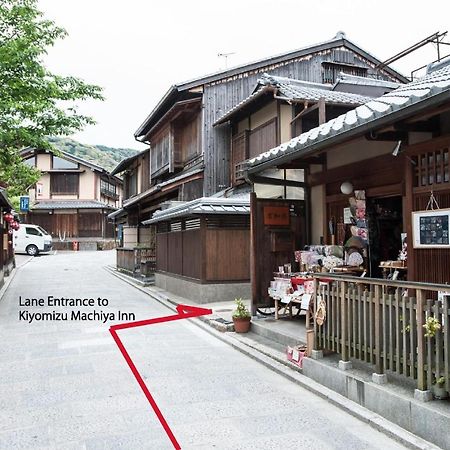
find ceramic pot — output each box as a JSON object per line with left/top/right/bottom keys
{"left": 233, "top": 317, "right": 251, "bottom": 333}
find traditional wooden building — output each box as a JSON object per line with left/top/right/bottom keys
{"left": 240, "top": 58, "right": 450, "bottom": 420}
{"left": 112, "top": 32, "right": 406, "bottom": 300}
{"left": 20, "top": 148, "right": 122, "bottom": 245}
{"left": 242, "top": 57, "right": 450, "bottom": 300}
{"left": 0, "top": 188, "right": 14, "bottom": 287}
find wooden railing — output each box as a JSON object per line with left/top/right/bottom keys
{"left": 116, "top": 247, "right": 156, "bottom": 277}
{"left": 312, "top": 274, "right": 450, "bottom": 395}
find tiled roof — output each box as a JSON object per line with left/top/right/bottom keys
{"left": 333, "top": 73, "right": 400, "bottom": 89}
{"left": 110, "top": 149, "right": 148, "bottom": 176}
{"left": 245, "top": 60, "right": 450, "bottom": 172}
{"left": 32, "top": 200, "right": 115, "bottom": 210}
{"left": 264, "top": 74, "right": 372, "bottom": 104}
{"left": 122, "top": 168, "right": 204, "bottom": 209}
{"left": 135, "top": 33, "right": 408, "bottom": 138}
{"left": 214, "top": 74, "right": 372, "bottom": 125}
{"left": 107, "top": 208, "right": 126, "bottom": 220}
{"left": 143, "top": 197, "right": 250, "bottom": 224}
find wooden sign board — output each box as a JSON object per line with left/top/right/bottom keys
{"left": 412, "top": 208, "right": 450, "bottom": 248}
{"left": 263, "top": 206, "right": 290, "bottom": 226}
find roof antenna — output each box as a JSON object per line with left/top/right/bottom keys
{"left": 218, "top": 52, "right": 235, "bottom": 70}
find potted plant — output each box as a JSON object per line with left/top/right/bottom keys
{"left": 423, "top": 316, "right": 441, "bottom": 338}
{"left": 432, "top": 376, "right": 448, "bottom": 400}
{"left": 232, "top": 298, "right": 251, "bottom": 333}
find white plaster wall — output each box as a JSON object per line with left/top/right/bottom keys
{"left": 280, "top": 104, "right": 292, "bottom": 143}
{"left": 36, "top": 153, "right": 51, "bottom": 171}
{"left": 237, "top": 117, "right": 250, "bottom": 134}
{"left": 250, "top": 102, "right": 277, "bottom": 129}
{"left": 327, "top": 139, "right": 393, "bottom": 169}
{"left": 79, "top": 169, "right": 96, "bottom": 199}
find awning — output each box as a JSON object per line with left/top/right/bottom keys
{"left": 143, "top": 197, "right": 250, "bottom": 224}
{"left": 31, "top": 200, "right": 116, "bottom": 210}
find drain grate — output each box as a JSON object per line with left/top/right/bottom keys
{"left": 215, "top": 308, "right": 232, "bottom": 313}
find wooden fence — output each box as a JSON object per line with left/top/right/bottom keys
{"left": 312, "top": 274, "right": 450, "bottom": 394}
{"left": 116, "top": 247, "right": 156, "bottom": 277}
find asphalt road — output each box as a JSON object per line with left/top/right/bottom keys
{"left": 0, "top": 251, "right": 407, "bottom": 449}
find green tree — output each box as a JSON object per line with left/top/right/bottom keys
{"left": 0, "top": 0, "right": 103, "bottom": 207}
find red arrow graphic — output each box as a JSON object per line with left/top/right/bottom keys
{"left": 109, "top": 304, "right": 212, "bottom": 450}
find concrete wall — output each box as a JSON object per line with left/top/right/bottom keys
{"left": 155, "top": 272, "right": 251, "bottom": 304}
{"left": 302, "top": 357, "right": 450, "bottom": 449}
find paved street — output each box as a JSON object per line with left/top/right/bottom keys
{"left": 0, "top": 251, "right": 407, "bottom": 449}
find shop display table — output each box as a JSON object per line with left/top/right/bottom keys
{"left": 268, "top": 275, "right": 332, "bottom": 326}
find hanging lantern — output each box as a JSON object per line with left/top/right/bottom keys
{"left": 3, "top": 212, "right": 13, "bottom": 223}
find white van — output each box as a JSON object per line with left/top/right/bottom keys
{"left": 14, "top": 224, "right": 53, "bottom": 256}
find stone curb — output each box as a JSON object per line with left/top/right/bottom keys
{"left": 104, "top": 266, "right": 439, "bottom": 450}
{"left": 0, "top": 256, "right": 33, "bottom": 303}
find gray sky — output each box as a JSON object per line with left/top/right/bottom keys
{"left": 38, "top": 0, "right": 450, "bottom": 150}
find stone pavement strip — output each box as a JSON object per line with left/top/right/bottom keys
{"left": 0, "top": 251, "right": 416, "bottom": 449}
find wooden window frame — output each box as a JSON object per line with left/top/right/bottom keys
{"left": 50, "top": 173, "right": 79, "bottom": 195}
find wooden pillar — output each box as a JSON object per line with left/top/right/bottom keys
{"left": 200, "top": 217, "right": 207, "bottom": 283}
{"left": 318, "top": 98, "right": 326, "bottom": 125}
{"left": 340, "top": 281, "right": 348, "bottom": 361}
{"left": 416, "top": 290, "right": 426, "bottom": 390}
{"left": 101, "top": 209, "right": 105, "bottom": 239}
{"left": 374, "top": 285, "right": 383, "bottom": 374}
{"left": 304, "top": 176, "right": 311, "bottom": 245}
{"left": 250, "top": 192, "right": 258, "bottom": 316}
{"left": 404, "top": 153, "right": 415, "bottom": 281}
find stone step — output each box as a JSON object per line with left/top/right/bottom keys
{"left": 250, "top": 317, "right": 306, "bottom": 348}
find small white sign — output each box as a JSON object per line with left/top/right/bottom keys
{"left": 301, "top": 293, "right": 312, "bottom": 310}
{"left": 344, "top": 207, "right": 353, "bottom": 224}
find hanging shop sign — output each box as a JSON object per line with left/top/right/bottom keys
{"left": 263, "top": 206, "right": 290, "bottom": 226}
{"left": 412, "top": 208, "right": 450, "bottom": 248}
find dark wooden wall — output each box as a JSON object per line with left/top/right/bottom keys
{"left": 405, "top": 136, "right": 450, "bottom": 284}
{"left": 157, "top": 228, "right": 203, "bottom": 280}
{"left": 202, "top": 48, "right": 400, "bottom": 196}
{"left": 27, "top": 211, "right": 112, "bottom": 239}
{"left": 205, "top": 229, "right": 249, "bottom": 281}
{"left": 156, "top": 216, "right": 250, "bottom": 282}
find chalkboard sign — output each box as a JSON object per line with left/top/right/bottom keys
{"left": 412, "top": 209, "right": 450, "bottom": 248}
